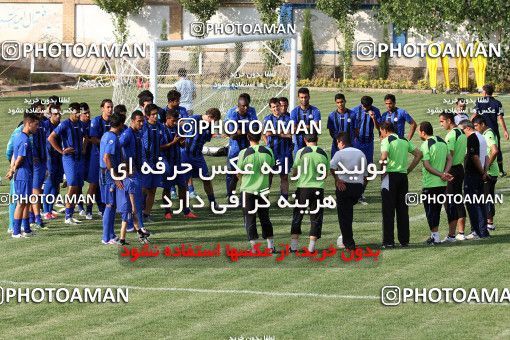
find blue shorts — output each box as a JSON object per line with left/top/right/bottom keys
{"left": 354, "top": 141, "right": 374, "bottom": 164}
{"left": 63, "top": 157, "right": 84, "bottom": 187}
{"left": 116, "top": 187, "right": 131, "bottom": 213}
{"left": 32, "top": 163, "right": 47, "bottom": 190}
{"left": 142, "top": 173, "right": 162, "bottom": 189}
{"left": 47, "top": 162, "right": 64, "bottom": 184}
{"left": 123, "top": 174, "right": 143, "bottom": 213}
{"left": 273, "top": 155, "right": 293, "bottom": 175}
{"left": 87, "top": 153, "right": 100, "bottom": 184}
{"left": 161, "top": 169, "right": 186, "bottom": 189}
{"left": 99, "top": 172, "right": 116, "bottom": 206}
{"left": 82, "top": 158, "right": 90, "bottom": 182}
{"left": 181, "top": 152, "right": 209, "bottom": 180}
{"left": 14, "top": 180, "right": 32, "bottom": 198}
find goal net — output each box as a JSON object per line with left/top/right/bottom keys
{"left": 113, "top": 34, "right": 298, "bottom": 121}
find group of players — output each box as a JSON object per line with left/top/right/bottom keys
{"left": 5, "top": 84, "right": 507, "bottom": 251}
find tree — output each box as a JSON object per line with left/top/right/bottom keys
{"left": 253, "top": 0, "right": 284, "bottom": 72}
{"left": 376, "top": 0, "right": 510, "bottom": 82}
{"left": 377, "top": 25, "right": 390, "bottom": 79}
{"left": 316, "top": 0, "right": 361, "bottom": 80}
{"left": 94, "top": 0, "right": 145, "bottom": 44}
{"left": 300, "top": 9, "right": 315, "bottom": 79}
{"left": 177, "top": 0, "right": 219, "bottom": 26}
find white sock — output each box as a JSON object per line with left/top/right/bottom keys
{"left": 308, "top": 240, "right": 316, "bottom": 252}
{"left": 488, "top": 224, "right": 494, "bottom": 228}
{"left": 432, "top": 232, "right": 440, "bottom": 242}
{"left": 249, "top": 240, "right": 257, "bottom": 250}
{"left": 291, "top": 239, "right": 298, "bottom": 251}
{"left": 267, "top": 238, "right": 274, "bottom": 249}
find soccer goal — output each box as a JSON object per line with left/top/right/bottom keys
{"left": 112, "top": 34, "right": 298, "bottom": 117}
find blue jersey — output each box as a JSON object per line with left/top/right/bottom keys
{"left": 225, "top": 106, "right": 258, "bottom": 157}
{"left": 351, "top": 105, "right": 382, "bottom": 144}
{"left": 32, "top": 122, "right": 48, "bottom": 165}
{"left": 158, "top": 105, "right": 188, "bottom": 123}
{"left": 473, "top": 96, "right": 504, "bottom": 132}
{"left": 263, "top": 113, "right": 293, "bottom": 158}
{"left": 142, "top": 121, "right": 167, "bottom": 167}
{"left": 290, "top": 105, "right": 321, "bottom": 151}
{"left": 90, "top": 116, "right": 111, "bottom": 158}
{"left": 81, "top": 120, "right": 92, "bottom": 159}
{"left": 100, "top": 131, "right": 121, "bottom": 181}
{"left": 327, "top": 109, "right": 356, "bottom": 140}
{"left": 381, "top": 108, "right": 414, "bottom": 138}
{"left": 53, "top": 119, "right": 85, "bottom": 161}
{"left": 182, "top": 114, "right": 211, "bottom": 158}
{"left": 13, "top": 132, "right": 33, "bottom": 181}
{"left": 42, "top": 120, "right": 62, "bottom": 171}
{"left": 162, "top": 125, "right": 181, "bottom": 166}
{"left": 119, "top": 127, "right": 143, "bottom": 173}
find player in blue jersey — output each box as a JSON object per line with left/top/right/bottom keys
{"left": 77, "top": 102, "right": 91, "bottom": 217}
{"left": 263, "top": 97, "right": 293, "bottom": 199}
{"left": 6, "top": 112, "right": 40, "bottom": 238}
{"left": 42, "top": 104, "right": 63, "bottom": 220}
{"left": 181, "top": 108, "right": 221, "bottom": 210}
{"left": 290, "top": 87, "right": 321, "bottom": 156}
{"left": 141, "top": 103, "right": 168, "bottom": 221}
{"left": 381, "top": 93, "right": 417, "bottom": 140}
{"left": 119, "top": 110, "right": 151, "bottom": 243}
{"left": 159, "top": 90, "right": 191, "bottom": 199}
{"left": 48, "top": 102, "right": 86, "bottom": 225}
{"left": 99, "top": 113, "right": 124, "bottom": 244}
{"left": 27, "top": 103, "right": 48, "bottom": 229}
{"left": 225, "top": 93, "right": 258, "bottom": 197}
{"left": 327, "top": 93, "right": 356, "bottom": 157}
{"left": 161, "top": 108, "right": 198, "bottom": 219}
{"left": 352, "top": 96, "right": 382, "bottom": 204}
{"left": 87, "top": 99, "right": 113, "bottom": 218}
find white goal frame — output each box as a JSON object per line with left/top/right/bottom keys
{"left": 149, "top": 33, "right": 298, "bottom": 110}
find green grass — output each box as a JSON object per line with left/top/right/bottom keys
{"left": 0, "top": 87, "right": 509, "bottom": 339}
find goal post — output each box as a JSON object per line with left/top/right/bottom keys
{"left": 146, "top": 33, "right": 298, "bottom": 117}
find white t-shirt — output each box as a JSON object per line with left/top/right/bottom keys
{"left": 475, "top": 131, "right": 488, "bottom": 168}
{"left": 330, "top": 147, "right": 367, "bottom": 184}
{"left": 175, "top": 78, "right": 195, "bottom": 111}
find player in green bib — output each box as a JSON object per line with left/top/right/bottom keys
{"left": 473, "top": 116, "right": 499, "bottom": 231}
{"left": 418, "top": 122, "right": 453, "bottom": 245}
{"left": 439, "top": 111, "right": 468, "bottom": 240}
{"left": 379, "top": 121, "right": 422, "bottom": 248}
{"left": 237, "top": 132, "right": 276, "bottom": 252}
{"left": 290, "top": 133, "right": 330, "bottom": 253}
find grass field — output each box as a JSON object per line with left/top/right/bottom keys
{"left": 0, "top": 87, "right": 509, "bottom": 339}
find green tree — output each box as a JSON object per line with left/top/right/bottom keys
{"left": 377, "top": 25, "right": 390, "bottom": 79}
{"left": 253, "top": 0, "right": 284, "bottom": 72}
{"left": 300, "top": 9, "right": 315, "bottom": 79}
{"left": 94, "top": 0, "right": 145, "bottom": 43}
{"left": 177, "top": 0, "right": 219, "bottom": 24}
{"left": 316, "top": 0, "right": 361, "bottom": 80}
{"left": 377, "top": 0, "right": 510, "bottom": 82}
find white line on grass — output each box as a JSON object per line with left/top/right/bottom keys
{"left": 0, "top": 279, "right": 379, "bottom": 300}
